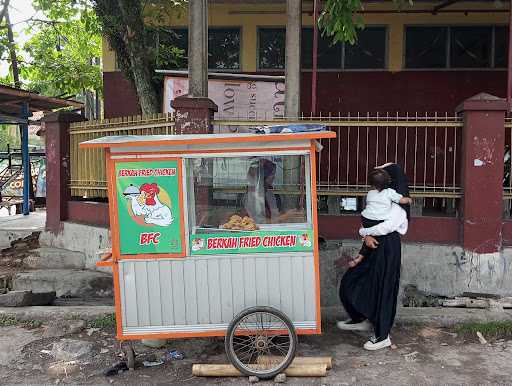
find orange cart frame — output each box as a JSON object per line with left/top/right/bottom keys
{"left": 80, "top": 131, "right": 336, "bottom": 341}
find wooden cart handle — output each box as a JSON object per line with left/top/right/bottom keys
{"left": 96, "top": 251, "right": 113, "bottom": 267}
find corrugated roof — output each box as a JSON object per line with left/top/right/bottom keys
{"left": 0, "top": 84, "right": 83, "bottom": 120}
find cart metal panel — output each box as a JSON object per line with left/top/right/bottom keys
{"left": 118, "top": 252, "right": 317, "bottom": 336}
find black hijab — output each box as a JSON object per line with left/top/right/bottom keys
{"left": 383, "top": 163, "right": 411, "bottom": 220}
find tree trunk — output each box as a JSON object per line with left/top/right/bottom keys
{"left": 0, "top": 0, "right": 10, "bottom": 26}
{"left": 5, "top": 6, "right": 20, "bottom": 88}
{"left": 94, "top": 0, "right": 165, "bottom": 115}
{"left": 116, "top": 0, "right": 160, "bottom": 114}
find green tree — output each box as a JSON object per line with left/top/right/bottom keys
{"left": 23, "top": 9, "right": 102, "bottom": 97}
{"left": 0, "top": 0, "right": 101, "bottom": 99}
{"left": 94, "top": 0, "right": 186, "bottom": 114}
{"left": 33, "top": 0, "right": 186, "bottom": 115}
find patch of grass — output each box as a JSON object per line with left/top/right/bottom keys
{"left": 0, "top": 316, "right": 18, "bottom": 327}
{"left": 87, "top": 313, "right": 116, "bottom": 329}
{"left": 456, "top": 321, "right": 512, "bottom": 340}
{"left": 23, "top": 319, "right": 43, "bottom": 329}
{"left": 0, "top": 316, "right": 42, "bottom": 329}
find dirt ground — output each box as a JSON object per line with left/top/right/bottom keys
{"left": 0, "top": 318, "right": 511, "bottom": 386}
{"left": 1, "top": 235, "right": 511, "bottom": 385}
{"left": 0, "top": 233, "right": 40, "bottom": 281}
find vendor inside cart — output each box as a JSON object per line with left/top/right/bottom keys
{"left": 189, "top": 154, "right": 309, "bottom": 233}
{"left": 244, "top": 158, "right": 303, "bottom": 224}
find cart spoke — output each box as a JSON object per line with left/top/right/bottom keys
{"left": 233, "top": 339, "right": 256, "bottom": 352}
{"left": 268, "top": 341, "right": 289, "bottom": 357}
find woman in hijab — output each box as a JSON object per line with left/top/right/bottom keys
{"left": 337, "top": 163, "right": 410, "bottom": 351}
{"left": 244, "top": 158, "right": 302, "bottom": 224}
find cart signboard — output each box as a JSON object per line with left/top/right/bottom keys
{"left": 115, "top": 159, "right": 183, "bottom": 256}
{"left": 190, "top": 230, "right": 314, "bottom": 255}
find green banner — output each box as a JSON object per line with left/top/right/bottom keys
{"left": 115, "top": 160, "right": 182, "bottom": 255}
{"left": 190, "top": 230, "right": 314, "bottom": 255}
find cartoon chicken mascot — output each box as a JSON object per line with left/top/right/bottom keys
{"left": 125, "top": 183, "right": 173, "bottom": 226}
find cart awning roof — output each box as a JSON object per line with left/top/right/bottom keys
{"left": 79, "top": 131, "right": 336, "bottom": 149}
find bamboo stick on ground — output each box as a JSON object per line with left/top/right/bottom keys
{"left": 192, "top": 364, "right": 327, "bottom": 377}
{"left": 256, "top": 356, "right": 332, "bottom": 370}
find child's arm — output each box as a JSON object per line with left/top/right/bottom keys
{"left": 399, "top": 196, "right": 413, "bottom": 205}
{"left": 359, "top": 203, "right": 408, "bottom": 237}
{"left": 387, "top": 188, "right": 404, "bottom": 204}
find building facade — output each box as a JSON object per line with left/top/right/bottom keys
{"left": 101, "top": 0, "right": 509, "bottom": 118}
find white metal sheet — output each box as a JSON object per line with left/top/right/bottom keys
{"left": 159, "top": 260, "right": 174, "bottom": 325}
{"left": 118, "top": 253, "right": 317, "bottom": 331}
{"left": 171, "top": 262, "right": 186, "bottom": 325}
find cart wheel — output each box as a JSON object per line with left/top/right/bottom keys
{"left": 122, "top": 343, "right": 135, "bottom": 371}
{"left": 225, "top": 306, "right": 297, "bottom": 380}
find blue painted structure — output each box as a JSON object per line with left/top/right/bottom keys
{"left": 0, "top": 84, "right": 83, "bottom": 216}
{"left": 21, "top": 102, "right": 30, "bottom": 215}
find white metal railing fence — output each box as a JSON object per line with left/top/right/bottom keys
{"left": 214, "top": 114, "right": 463, "bottom": 199}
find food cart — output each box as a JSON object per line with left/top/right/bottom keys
{"left": 80, "top": 129, "right": 336, "bottom": 378}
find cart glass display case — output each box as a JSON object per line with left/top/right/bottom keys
{"left": 186, "top": 154, "right": 313, "bottom": 256}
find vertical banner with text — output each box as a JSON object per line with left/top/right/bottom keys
{"left": 115, "top": 160, "right": 183, "bottom": 256}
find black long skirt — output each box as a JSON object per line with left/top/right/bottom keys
{"left": 339, "top": 231, "right": 402, "bottom": 341}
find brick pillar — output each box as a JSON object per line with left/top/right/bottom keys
{"left": 171, "top": 96, "right": 218, "bottom": 134}
{"left": 171, "top": 96, "right": 217, "bottom": 226}
{"left": 42, "top": 112, "right": 86, "bottom": 233}
{"left": 456, "top": 93, "right": 508, "bottom": 252}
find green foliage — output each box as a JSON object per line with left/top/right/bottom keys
{"left": 23, "top": 10, "right": 102, "bottom": 96}
{"left": 147, "top": 27, "right": 186, "bottom": 79}
{"left": 319, "top": 0, "right": 411, "bottom": 44}
{"left": 0, "top": 0, "right": 101, "bottom": 98}
{"left": 155, "top": 42, "right": 185, "bottom": 71}
{"left": 0, "top": 315, "right": 42, "bottom": 329}
{"left": 87, "top": 313, "right": 116, "bottom": 329}
{"left": 23, "top": 319, "right": 43, "bottom": 329}
{"left": 0, "top": 29, "right": 9, "bottom": 62}
{"left": 33, "top": 0, "right": 91, "bottom": 20}
{"left": 0, "top": 315, "right": 18, "bottom": 327}
{"left": 456, "top": 321, "right": 512, "bottom": 341}
{"left": 0, "top": 125, "right": 18, "bottom": 151}
{"left": 318, "top": 0, "right": 365, "bottom": 45}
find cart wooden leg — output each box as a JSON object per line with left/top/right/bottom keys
{"left": 122, "top": 342, "right": 136, "bottom": 370}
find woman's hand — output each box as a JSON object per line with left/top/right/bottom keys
{"left": 364, "top": 235, "right": 379, "bottom": 249}
{"left": 277, "top": 208, "right": 303, "bottom": 223}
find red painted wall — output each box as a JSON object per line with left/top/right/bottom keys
{"left": 103, "top": 70, "right": 507, "bottom": 118}
{"left": 67, "top": 201, "right": 110, "bottom": 228}
{"left": 319, "top": 215, "right": 460, "bottom": 244}
{"left": 103, "top": 72, "right": 141, "bottom": 119}
{"left": 502, "top": 220, "right": 512, "bottom": 246}
{"left": 302, "top": 71, "right": 507, "bottom": 115}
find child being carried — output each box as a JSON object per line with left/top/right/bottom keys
{"left": 349, "top": 169, "right": 412, "bottom": 268}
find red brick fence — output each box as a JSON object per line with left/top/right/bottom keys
{"left": 44, "top": 93, "right": 511, "bottom": 253}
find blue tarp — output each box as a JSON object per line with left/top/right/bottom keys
{"left": 252, "top": 124, "right": 326, "bottom": 134}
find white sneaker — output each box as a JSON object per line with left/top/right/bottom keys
{"left": 363, "top": 335, "right": 392, "bottom": 351}
{"left": 336, "top": 319, "right": 372, "bottom": 331}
